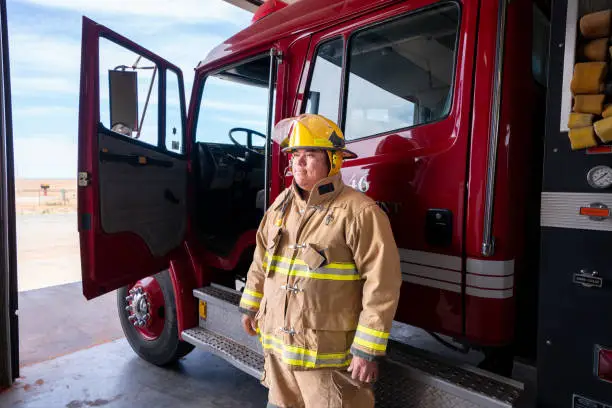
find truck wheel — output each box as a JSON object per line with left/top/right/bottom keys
{"left": 117, "top": 270, "right": 194, "bottom": 366}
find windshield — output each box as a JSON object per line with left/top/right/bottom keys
{"left": 195, "top": 55, "right": 273, "bottom": 148}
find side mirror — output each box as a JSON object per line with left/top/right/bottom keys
{"left": 109, "top": 69, "right": 138, "bottom": 134}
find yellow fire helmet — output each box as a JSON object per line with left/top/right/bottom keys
{"left": 272, "top": 114, "right": 357, "bottom": 176}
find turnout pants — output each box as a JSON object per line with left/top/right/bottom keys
{"left": 263, "top": 354, "right": 375, "bottom": 408}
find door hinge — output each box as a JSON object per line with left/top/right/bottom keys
{"left": 78, "top": 172, "right": 90, "bottom": 187}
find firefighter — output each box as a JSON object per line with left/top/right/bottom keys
{"left": 239, "top": 113, "right": 402, "bottom": 407}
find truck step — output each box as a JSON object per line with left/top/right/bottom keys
{"left": 182, "top": 326, "right": 263, "bottom": 379}
{"left": 376, "top": 359, "right": 481, "bottom": 408}
{"left": 194, "top": 284, "right": 240, "bottom": 306}
{"left": 193, "top": 284, "right": 261, "bottom": 353}
{"left": 379, "top": 342, "right": 523, "bottom": 407}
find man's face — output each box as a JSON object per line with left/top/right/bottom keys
{"left": 291, "top": 149, "right": 329, "bottom": 191}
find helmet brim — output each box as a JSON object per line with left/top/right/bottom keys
{"left": 282, "top": 145, "right": 358, "bottom": 159}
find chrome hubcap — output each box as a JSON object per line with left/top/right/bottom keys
{"left": 125, "top": 287, "right": 150, "bottom": 327}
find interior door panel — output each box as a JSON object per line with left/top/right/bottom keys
{"left": 98, "top": 130, "right": 187, "bottom": 257}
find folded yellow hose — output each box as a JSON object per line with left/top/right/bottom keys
{"left": 569, "top": 126, "right": 598, "bottom": 150}
{"left": 580, "top": 38, "right": 609, "bottom": 61}
{"left": 603, "top": 104, "right": 612, "bottom": 118}
{"left": 573, "top": 94, "right": 606, "bottom": 114}
{"left": 568, "top": 113, "right": 595, "bottom": 128}
{"left": 594, "top": 116, "right": 612, "bottom": 142}
{"left": 571, "top": 62, "right": 607, "bottom": 94}
{"left": 580, "top": 10, "right": 612, "bottom": 39}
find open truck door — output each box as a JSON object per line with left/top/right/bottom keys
{"left": 78, "top": 17, "right": 188, "bottom": 299}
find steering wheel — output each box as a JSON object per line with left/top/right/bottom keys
{"left": 228, "top": 128, "right": 266, "bottom": 156}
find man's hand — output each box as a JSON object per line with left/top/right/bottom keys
{"left": 241, "top": 314, "right": 258, "bottom": 336}
{"left": 347, "top": 356, "right": 378, "bottom": 383}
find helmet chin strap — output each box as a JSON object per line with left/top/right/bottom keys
{"left": 327, "top": 150, "right": 343, "bottom": 177}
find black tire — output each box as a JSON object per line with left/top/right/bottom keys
{"left": 117, "top": 270, "right": 194, "bottom": 366}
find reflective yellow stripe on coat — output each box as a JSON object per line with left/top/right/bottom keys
{"left": 263, "top": 253, "right": 360, "bottom": 281}
{"left": 353, "top": 324, "right": 390, "bottom": 352}
{"left": 258, "top": 332, "right": 352, "bottom": 368}
{"left": 239, "top": 288, "right": 263, "bottom": 309}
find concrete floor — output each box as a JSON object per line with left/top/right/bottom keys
{"left": 18, "top": 282, "right": 124, "bottom": 367}
{"left": 1, "top": 338, "right": 268, "bottom": 408}
{"left": 1, "top": 317, "right": 536, "bottom": 408}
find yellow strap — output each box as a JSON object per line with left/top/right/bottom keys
{"left": 266, "top": 264, "right": 360, "bottom": 281}
{"left": 244, "top": 288, "right": 263, "bottom": 298}
{"left": 239, "top": 298, "right": 260, "bottom": 308}
{"left": 260, "top": 333, "right": 350, "bottom": 359}
{"left": 357, "top": 324, "right": 390, "bottom": 339}
{"left": 266, "top": 253, "right": 356, "bottom": 269}
{"left": 261, "top": 344, "right": 350, "bottom": 368}
{"left": 353, "top": 336, "right": 387, "bottom": 352}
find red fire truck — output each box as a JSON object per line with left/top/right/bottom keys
{"left": 76, "top": 0, "right": 612, "bottom": 406}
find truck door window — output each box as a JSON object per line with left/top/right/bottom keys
{"left": 195, "top": 55, "right": 271, "bottom": 146}
{"left": 99, "top": 38, "right": 160, "bottom": 148}
{"left": 343, "top": 4, "right": 460, "bottom": 140}
{"left": 165, "top": 70, "right": 184, "bottom": 153}
{"left": 304, "top": 38, "right": 344, "bottom": 122}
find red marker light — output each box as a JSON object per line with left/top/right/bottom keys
{"left": 596, "top": 346, "right": 612, "bottom": 383}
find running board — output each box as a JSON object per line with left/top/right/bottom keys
{"left": 182, "top": 284, "right": 524, "bottom": 408}
{"left": 182, "top": 326, "right": 263, "bottom": 379}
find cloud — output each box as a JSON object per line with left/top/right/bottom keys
{"left": 217, "top": 116, "right": 265, "bottom": 129}
{"left": 13, "top": 105, "right": 75, "bottom": 116}
{"left": 202, "top": 100, "right": 266, "bottom": 115}
{"left": 13, "top": 135, "right": 77, "bottom": 179}
{"left": 15, "top": 0, "right": 248, "bottom": 24}
{"left": 12, "top": 76, "right": 77, "bottom": 95}
{"left": 9, "top": 32, "right": 81, "bottom": 75}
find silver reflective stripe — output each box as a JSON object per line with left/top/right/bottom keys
{"left": 354, "top": 330, "right": 388, "bottom": 346}
{"left": 401, "top": 262, "right": 461, "bottom": 283}
{"left": 466, "top": 287, "right": 513, "bottom": 299}
{"left": 402, "top": 274, "right": 462, "bottom": 293}
{"left": 466, "top": 274, "right": 514, "bottom": 290}
{"left": 240, "top": 292, "right": 262, "bottom": 304}
{"left": 541, "top": 192, "right": 612, "bottom": 232}
{"left": 260, "top": 336, "right": 350, "bottom": 367}
{"left": 466, "top": 259, "right": 514, "bottom": 277}
{"left": 399, "top": 249, "right": 461, "bottom": 271}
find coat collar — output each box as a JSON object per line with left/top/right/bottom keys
{"left": 291, "top": 173, "right": 344, "bottom": 209}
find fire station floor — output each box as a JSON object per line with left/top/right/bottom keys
{"left": 0, "top": 320, "right": 538, "bottom": 408}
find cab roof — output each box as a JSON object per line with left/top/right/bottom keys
{"left": 199, "top": 0, "right": 399, "bottom": 68}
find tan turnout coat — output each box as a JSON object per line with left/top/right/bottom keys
{"left": 239, "top": 172, "right": 402, "bottom": 369}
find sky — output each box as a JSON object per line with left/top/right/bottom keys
{"left": 7, "top": 0, "right": 254, "bottom": 178}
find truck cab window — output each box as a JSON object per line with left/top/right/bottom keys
{"left": 344, "top": 4, "right": 460, "bottom": 140}
{"left": 99, "top": 38, "right": 159, "bottom": 148}
{"left": 304, "top": 38, "right": 344, "bottom": 122}
{"left": 195, "top": 59, "right": 270, "bottom": 145}
{"left": 193, "top": 54, "right": 275, "bottom": 256}
{"left": 166, "top": 70, "right": 185, "bottom": 153}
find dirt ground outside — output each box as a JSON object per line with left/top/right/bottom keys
{"left": 15, "top": 179, "right": 80, "bottom": 291}
{"left": 15, "top": 178, "right": 77, "bottom": 216}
